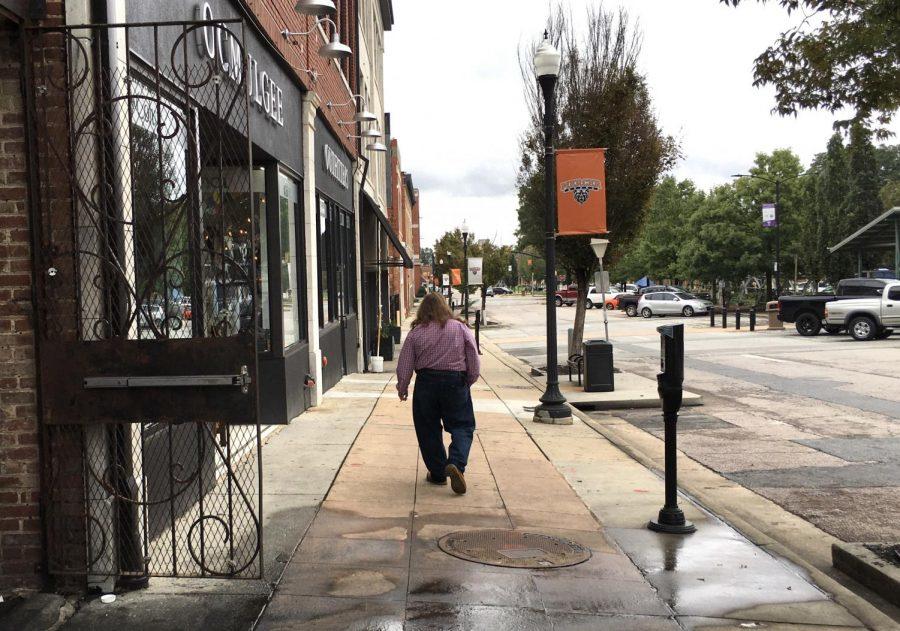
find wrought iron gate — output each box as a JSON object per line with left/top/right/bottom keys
{"left": 26, "top": 20, "right": 263, "bottom": 580}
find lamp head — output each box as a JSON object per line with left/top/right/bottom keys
{"left": 534, "top": 30, "right": 561, "bottom": 78}
{"left": 361, "top": 127, "right": 382, "bottom": 138}
{"left": 319, "top": 31, "right": 352, "bottom": 60}
{"left": 590, "top": 238, "right": 609, "bottom": 261}
{"left": 294, "top": 0, "right": 336, "bottom": 16}
{"left": 366, "top": 141, "right": 388, "bottom": 152}
{"left": 354, "top": 110, "right": 378, "bottom": 123}
{"left": 460, "top": 220, "right": 469, "bottom": 240}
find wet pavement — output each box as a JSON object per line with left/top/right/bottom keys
{"left": 254, "top": 334, "right": 868, "bottom": 630}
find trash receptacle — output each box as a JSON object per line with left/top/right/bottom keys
{"left": 765, "top": 300, "right": 783, "bottom": 330}
{"left": 583, "top": 340, "right": 614, "bottom": 392}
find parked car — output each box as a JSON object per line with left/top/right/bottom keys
{"left": 491, "top": 286, "right": 513, "bottom": 295}
{"left": 586, "top": 287, "right": 619, "bottom": 309}
{"left": 824, "top": 282, "right": 899, "bottom": 340}
{"left": 637, "top": 291, "right": 713, "bottom": 318}
{"left": 617, "top": 285, "right": 683, "bottom": 317}
{"left": 555, "top": 284, "right": 580, "bottom": 307}
{"left": 138, "top": 303, "right": 165, "bottom": 330}
{"left": 778, "top": 278, "right": 893, "bottom": 336}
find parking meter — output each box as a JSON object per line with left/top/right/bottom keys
{"left": 657, "top": 324, "right": 684, "bottom": 415}
{"left": 649, "top": 322, "right": 695, "bottom": 534}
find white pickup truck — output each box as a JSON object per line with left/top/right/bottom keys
{"left": 824, "top": 281, "right": 900, "bottom": 340}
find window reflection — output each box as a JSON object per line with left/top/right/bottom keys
{"left": 279, "top": 173, "right": 301, "bottom": 348}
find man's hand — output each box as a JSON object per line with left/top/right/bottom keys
{"left": 398, "top": 391, "right": 408, "bottom": 402}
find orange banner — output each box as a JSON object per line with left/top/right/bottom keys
{"left": 450, "top": 268, "right": 462, "bottom": 286}
{"left": 556, "top": 148, "right": 607, "bottom": 236}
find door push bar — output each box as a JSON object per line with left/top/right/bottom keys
{"left": 84, "top": 366, "right": 252, "bottom": 394}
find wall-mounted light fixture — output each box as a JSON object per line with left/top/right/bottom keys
{"left": 293, "top": 0, "right": 336, "bottom": 16}
{"left": 281, "top": 17, "right": 351, "bottom": 60}
{"left": 328, "top": 95, "right": 378, "bottom": 123}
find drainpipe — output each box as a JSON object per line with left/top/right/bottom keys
{"left": 358, "top": 155, "right": 371, "bottom": 370}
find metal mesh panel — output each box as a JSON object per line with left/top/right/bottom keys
{"left": 27, "top": 21, "right": 263, "bottom": 580}
{"left": 45, "top": 422, "right": 261, "bottom": 578}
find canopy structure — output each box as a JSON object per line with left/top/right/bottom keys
{"left": 828, "top": 207, "right": 900, "bottom": 278}
{"left": 363, "top": 193, "right": 413, "bottom": 269}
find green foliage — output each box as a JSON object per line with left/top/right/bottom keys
{"left": 721, "top": 0, "right": 900, "bottom": 135}
{"left": 431, "top": 231, "right": 515, "bottom": 289}
{"left": 615, "top": 177, "right": 704, "bottom": 282}
{"left": 678, "top": 185, "right": 764, "bottom": 285}
{"left": 811, "top": 133, "right": 855, "bottom": 281}
{"left": 847, "top": 123, "right": 883, "bottom": 225}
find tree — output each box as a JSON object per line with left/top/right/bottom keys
{"left": 733, "top": 149, "right": 805, "bottom": 297}
{"left": 721, "top": 0, "right": 900, "bottom": 135}
{"left": 678, "top": 185, "right": 764, "bottom": 287}
{"left": 847, "top": 123, "right": 883, "bottom": 226}
{"left": 516, "top": 5, "right": 678, "bottom": 353}
{"left": 815, "top": 133, "right": 855, "bottom": 282}
{"left": 614, "top": 177, "right": 703, "bottom": 283}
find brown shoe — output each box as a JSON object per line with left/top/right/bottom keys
{"left": 426, "top": 472, "right": 447, "bottom": 486}
{"left": 445, "top": 464, "right": 466, "bottom": 495}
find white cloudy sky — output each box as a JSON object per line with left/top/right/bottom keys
{"left": 383, "top": 0, "right": 899, "bottom": 248}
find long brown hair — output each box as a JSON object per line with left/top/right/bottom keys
{"left": 411, "top": 292, "right": 455, "bottom": 329}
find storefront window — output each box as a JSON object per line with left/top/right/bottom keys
{"left": 279, "top": 172, "right": 302, "bottom": 348}
{"left": 318, "top": 196, "right": 331, "bottom": 325}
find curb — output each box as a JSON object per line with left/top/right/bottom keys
{"left": 833, "top": 543, "right": 900, "bottom": 609}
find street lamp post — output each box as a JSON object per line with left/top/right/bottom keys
{"left": 533, "top": 32, "right": 572, "bottom": 425}
{"left": 461, "top": 221, "right": 470, "bottom": 323}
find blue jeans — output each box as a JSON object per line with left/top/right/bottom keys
{"left": 412, "top": 369, "right": 476, "bottom": 477}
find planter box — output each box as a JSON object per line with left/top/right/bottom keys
{"left": 376, "top": 337, "right": 394, "bottom": 361}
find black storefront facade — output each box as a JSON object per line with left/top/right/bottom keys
{"left": 315, "top": 117, "right": 360, "bottom": 391}
{"left": 126, "top": 0, "right": 312, "bottom": 425}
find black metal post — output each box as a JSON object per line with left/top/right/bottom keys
{"left": 750, "top": 307, "right": 756, "bottom": 331}
{"left": 775, "top": 179, "right": 781, "bottom": 298}
{"left": 463, "top": 233, "right": 469, "bottom": 323}
{"left": 735, "top": 308, "right": 741, "bottom": 330}
{"left": 649, "top": 324, "right": 695, "bottom": 535}
{"left": 721, "top": 306, "right": 727, "bottom": 329}
{"left": 475, "top": 310, "right": 482, "bottom": 355}
{"left": 709, "top": 308, "right": 715, "bottom": 328}
{"left": 533, "top": 70, "right": 571, "bottom": 424}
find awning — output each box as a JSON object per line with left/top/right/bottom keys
{"left": 828, "top": 207, "right": 900, "bottom": 253}
{"left": 363, "top": 193, "right": 413, "bottom": 269}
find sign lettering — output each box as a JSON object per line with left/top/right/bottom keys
{"left": 195, "top": 2, "right": 284, "bottom": 127}
{"left": 323, "top": 144, "right": 350, "bottom": 189}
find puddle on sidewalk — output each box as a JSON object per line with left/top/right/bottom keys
{"left": 607, "top": 520, "right": 861, "bottom": 625}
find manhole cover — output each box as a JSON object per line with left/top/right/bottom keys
{"left": 437, "top": 529, "right": 591, "bottom": 569}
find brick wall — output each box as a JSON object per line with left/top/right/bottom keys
{"left": 0, "top": 17, "right": 43, "bottom": 596}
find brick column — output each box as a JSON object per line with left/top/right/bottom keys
{"left": 0, "top": 19, "right": 43, "bottom": 595}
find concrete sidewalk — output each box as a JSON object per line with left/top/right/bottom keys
{"left": 255, "top": 337, "right": 870, "bottom": 630}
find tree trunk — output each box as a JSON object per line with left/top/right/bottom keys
{"left": 571, "top": 269, "right": 590, "bottom": 358}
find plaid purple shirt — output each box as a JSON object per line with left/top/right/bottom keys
{"left": 396, "top": 319, "right": 481, "bottom": 396}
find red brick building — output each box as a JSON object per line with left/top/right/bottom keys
{"left": 387, "top": 139, "right": 421, "bottom": 318}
